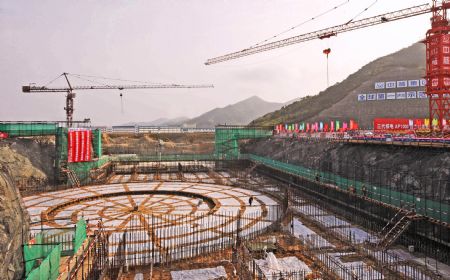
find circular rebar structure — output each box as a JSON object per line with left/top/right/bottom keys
{"left": 24, "top": 182, "right": 281, "bottom": 265}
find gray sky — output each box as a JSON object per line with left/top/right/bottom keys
{"left": 0, "top": 0, "right": 430, "bottom": 125}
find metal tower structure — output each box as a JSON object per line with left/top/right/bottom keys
{"left": 425, "top": 0, "right": 450, "bottom": 130}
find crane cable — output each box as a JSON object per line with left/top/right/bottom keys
{"left": 68, "top": 73, "right": 165, "bottom": 86}
{"left": 42, "top": 73, "right": 64, "bottom": 88}
{"left": 69, "top": 74, "right": 127, "bottom": 113}
{"left": 69, "top": 74, "right": 111, "bottom": 87}
{"left": 345, "top": 0, "right": 379, "bottom": 24}
{"left": 251, "top": 0, "right": 351, "bottom": 48}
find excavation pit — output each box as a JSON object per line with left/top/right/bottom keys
{"left": 24, "top": 181, "right": 281, "bottom": 265}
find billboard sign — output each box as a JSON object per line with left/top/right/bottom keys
{"left": 373, "top": 118, "right": 412, "bottom": 131}
{"left": 408, "top": 80, "right": 419, "bottom": 87}
{"left": 367, "top": 93, "right": 377, "bottom": 101}
{"left": 377, "top": 93, "right": 386, "bottom": 100}
{"left": 374, "top": 82, "right": 385, "bottom": 89}
{"left": 406, "top": 91, "right": 417, "bottom": 99}
{"left": 386, "top": 81, "right": 396, "bottom": 89}
{"left": 396, "top": 92, "right": 406, "bottom": 99}
{"left": 417, "top": 91, "right": 427, "bottom": 98}
{"left": 357, "top": 94, "right": 366, "bottom": 101}
{"left": 386, "top": 92, "right": 396, "bottom": 100}
{"left": 397, "top": 80, "right": 407, "bottom": 88}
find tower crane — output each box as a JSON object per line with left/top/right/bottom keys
{"left": 22, "top": 72, "right": 214, "bottom": 127}
{"left": 205, "top": 1, "right": 450, "bottom": 131}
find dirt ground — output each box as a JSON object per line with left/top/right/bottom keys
{"left": 102, "top": 132, "right": 215, "bottom": 155}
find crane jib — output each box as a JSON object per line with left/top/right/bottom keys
{"left": 22, "top": 84, "right": 214, "bottom": 93}
{"left": 205, "top": 3, "right": 436, "bottom": 65}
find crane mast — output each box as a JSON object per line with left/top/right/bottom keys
{"left": 425, "top": 0, "right": 450, "bottom": 129}
{"left": 23, "top": 73, "right": 214, "bottom": 127}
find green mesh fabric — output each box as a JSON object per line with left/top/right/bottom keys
{"left": 74, "top": 218, "right": 87, "bottom": 253}
{"left": 215, "top": 127, "right": 272, "bottom": 159}
{"left": 249, "top": 154, "right": 450, "bottom": 223}
{"left": 26, "top": 267, "right": 40, "bottom": 280}
{"left": 24, "top": 233, "right": 44, "bottom": 275}
{"left": 39, "top": 257, "right": 50, "bottom": 280}
{"left": 25, "top": 245, "right": 62, "bottom": 280}
{"left": 49, "top": 245, "right": 61, "bottom": 280}
{"left": 93, "top": 129, "right": 102, "bottom": 158}
{"left": 0, "top": 122, "right": 57, "bottom": 137}
{"left": 24, "top": 236, "right": 62, "bottom": 279}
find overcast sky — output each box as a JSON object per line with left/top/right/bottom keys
{"left": 0, "top": 0, "right": 430, "bottom": 125}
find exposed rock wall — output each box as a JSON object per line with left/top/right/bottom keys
{"left": 243, "top": 138, "right": 450, "bottom": 199}
{"left": 4, "top": 137, "right": 55, "bottom": 184}
{"left": 0, "top": 139, "right": 53, "bottom": 279}
{"left": 0, "top": 168, "right": 30, "bottom": 279}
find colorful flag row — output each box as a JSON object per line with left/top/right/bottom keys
{"left": 275, "top": 120, "right": 359, "bottom": 133}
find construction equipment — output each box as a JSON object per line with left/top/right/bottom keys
{"left": 23, "top": 73, "right": 214, "bottom": 127}
{"left": 206, "top": 1, "right": 450, "bottom": 130}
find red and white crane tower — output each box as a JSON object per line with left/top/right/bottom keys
{"left": 425, "top": 0, "right": 450, "bottom": 129}
{"left": 206, "top": 1, "right": 450, "bottom": 131}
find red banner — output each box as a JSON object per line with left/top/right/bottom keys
{"left": 373, "top": 118, "right": 413, "bottom": 131}
{"left": 68, "top": 130, "right": 92, "bottom": 163}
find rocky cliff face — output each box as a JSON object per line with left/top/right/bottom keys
{"left": 4, "top": 138, "right": 55, "bottom": 184}
{"left": 0, "top": 168, "right": 30, "bottom": 279}
{"left": 243, "top": 138, "right": 450, "bottom": 199}
{"left": 0, "top": 140, "right": 52, "bottom": 279}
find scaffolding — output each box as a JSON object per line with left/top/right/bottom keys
{"left": 214, "top": 125, "right": 272, "bottom": 159}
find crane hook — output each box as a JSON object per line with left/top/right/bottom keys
{"left": 120, "top": 93, "right": 124, "bottom": 114}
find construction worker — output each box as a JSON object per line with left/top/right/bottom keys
{"left": 362, "top": 184, "right": 367, "bottom": 197}
{"left": 249, "top": 196, "right": 254, "bottom": 206}
{"left": 315, "top": 173, "right": 321, "bottom": 182}
{"left": 349, "top": 185, "right": 356, "bottom": 195}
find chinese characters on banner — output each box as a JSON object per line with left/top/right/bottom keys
{"left": 373, "top": 118, "right": 425, "bottom": 131}
{"left": 358, "top": 79, "right": 427, "bottom": 102}
{"left": 68, "top": 130, "right": 92, "bottom": 162}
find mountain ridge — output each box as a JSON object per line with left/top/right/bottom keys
{"left": 124, "top": 95, "right": 294, "bottom": 128}
{"left": 251, "top": 42, "right": 428, "bottom": 128}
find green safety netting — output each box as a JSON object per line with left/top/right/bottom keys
{"left": 24, "top": 243, "right": 61, "bottom": 280}
{"left": 215, "top": 127, "right": 272, "bottom": 159}
{"left": 26, "top": 267, "right": 40, "bottom": 280}
{"left": 49, "top": 245, "right": 61, "bottom": 280}
{"left": 67, "top": 156, "right": 110, "bottom": 185}
{"left": 249, "top": 154, "right": 450, "bottom": 224}
{"left": 0, "top": 122, "right": 57, "bottom": 137}
{"left": 74, "top": 218, "right": 87, "bottom": 253}
{"left": 24, "top": 233, "right": 43, "bottom": 275}
{"left": 39, "top": 257, "right": 50, "bottom": 280}
{"left": 93, "top": 129, "right": 102, "bottom": 158}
